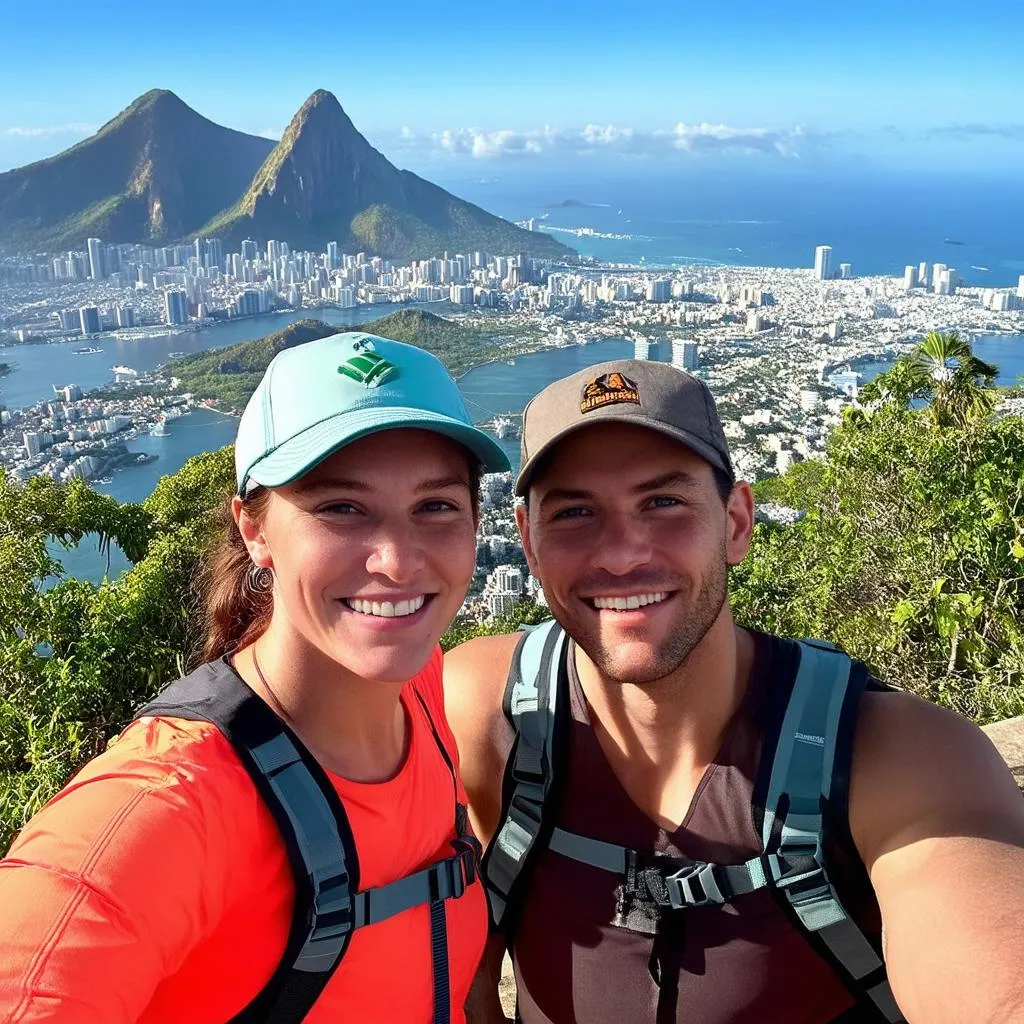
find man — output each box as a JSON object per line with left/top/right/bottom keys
{"left": 445, "top": 359, "right": 1024, "bottom": 1024}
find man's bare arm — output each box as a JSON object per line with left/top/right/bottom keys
{"left": 464, "top": 934, "right": 513, "bottom": 1024}
{"left": 850, "top": 690, "right": 1024, "bottom": 1023}
{"left": 444, "top": 633, "right": 521, "bottom": 1022}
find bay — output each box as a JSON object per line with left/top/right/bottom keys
{"left": 0, "top": 302, "right": 444, "bottom": 413}
{"left": 36, "top": 330, "right": 1024, "bottom": 584}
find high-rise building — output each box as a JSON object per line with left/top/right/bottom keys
{"left": 87, "top": 238, "right": 105, "bottom": 280}
{"left": 646, "top": 279, "right": 671, "bottom": 302}
{"left": 902, "top": 266, "right": 917, "bottom": 290}
{"left": 634, "top": 338, "right": 651, "bottom": 360}
{"left": 78, "top": 306, "right": 101, "bottom": 335}
{"left": 813, "top": 245, "right": 832, "bottom": 281}
{"left": 931, "top": 263, "right": 947, "bottom": 290}
{"left": 267, "top": 240, "right": 280, "bottom": 263}
{"left": 1017, "top": 275, "right": 1024, "bottom": 300}
{"left": 918, "top": 262, "right": 929, "bottom": 286}
{"left": 23, "top": 432, "right": 42, "bottom": 458}
{"left": 115, "top": 305, "right": 135, "bottom": 328}
{"left": 327, "top": 241, "right": 339, "bottom": 269}
{"left": 164, "top": 289, "right": 189, "bottom": 325}
{"left": 671, "top": 339, "right": 699, "bottom": 370}
{"left": 449, "top": 284, "right": 474, "bottom": 304}
{"left": 838, "top": 263, "right": 852, "bottom": 279}
{"left": 241, "top": 239, "right": 258, "bottom": 262}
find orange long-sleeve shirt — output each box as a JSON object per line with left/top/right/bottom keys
{"left": 0, "top": 648, "right": 486, "bottom": 1023}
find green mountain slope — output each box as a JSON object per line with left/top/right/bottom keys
{"left": 168, "top": 309, "right": 517, "bottom": 409}
{"left": 201, "top": 90, "right": 569, "bottom": 261}
{"left": 0, "top": 90, "right": 274, "bottom": 250}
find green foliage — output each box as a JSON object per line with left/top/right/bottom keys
{"left": 441, "top": 599, "right": 549, "bottom": 650}
{"left": 0, "top": 448, "right": 235, "bottom": 853}
{"left": 733, "top": 337, "right": 1024, "bottom": 724}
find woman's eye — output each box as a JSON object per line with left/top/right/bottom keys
{"left": 420, "top": 500, "right": 459, "bottom": 513}
{"left": 321, "top": 502, "right": 360, "bottom": 515}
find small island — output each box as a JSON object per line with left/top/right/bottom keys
{"left": 0, "top": 362, "right": 11, "bottom": 378}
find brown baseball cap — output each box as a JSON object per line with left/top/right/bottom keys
{"left": 515, "top": 359, "right": 734, "bottom": 496}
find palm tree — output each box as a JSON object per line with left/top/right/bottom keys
{"left": 908, "top": 330, "right": 998, "bottom": 427}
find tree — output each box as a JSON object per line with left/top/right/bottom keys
{"left": 0, "top": 448, "right": 235, "bottom": 853}
{"left": 861, "top": 330, "right": 998, "bottom": 428}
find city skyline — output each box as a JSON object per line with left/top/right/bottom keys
{"left": 2, "top": 0, "right": 1023, "bottom": 175}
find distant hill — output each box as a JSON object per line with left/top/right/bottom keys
{"left": 0, "top": 90, "right": 274, "bottom": 250}
{"left": 168, "top": 309, "right": 516, "bottom": 410}
{"left": 201, "top": 90, "right": 569, "bottom": 261}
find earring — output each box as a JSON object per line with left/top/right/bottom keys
{"left": 248, "top": 564, "right": 273, "bottom": 593}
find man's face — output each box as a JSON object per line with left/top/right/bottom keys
{"left": 517, "top": 422, "right": 753, "bottom": 685}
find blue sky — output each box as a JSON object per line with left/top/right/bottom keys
{"left": 2, "top": 0, "right": 1023, "bottom": 175}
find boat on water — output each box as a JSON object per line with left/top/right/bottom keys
{"left": 74, "top": 346, "right": 102, "bottom": 355}
{"left": 493, "top": 416, "right": 520, "bottom": 440}
{"left": 150, "top": 415, "right": 169, "bottom": 437}
{"left": 111, "top": 364, "right": 139, "bottom": 377}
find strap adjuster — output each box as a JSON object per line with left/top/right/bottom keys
{"left": 665, "top": 860, "right": 724, "bottom": 909}
{"left": 432, "top": 837, "right": 479, "bottom": 901}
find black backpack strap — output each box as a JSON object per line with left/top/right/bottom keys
{"left": 137, "top": 661, "right": 359, "bottom": 1024}
{"left": 483, "top": 620, "right": 567, "bottom": 933}
{"left": 138, "top": 662, "right": 479, "bottom": 1024}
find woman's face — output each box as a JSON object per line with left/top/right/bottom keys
{"left": 239, "top": 428, "right": 478, "bottom": 684}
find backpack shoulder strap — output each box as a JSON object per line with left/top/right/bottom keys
{"left": 138, "top": 661, "right": 359, "bottom": 1024}
{"left": 762, "top": 639, "right": 904, "bottom": 1023}
{"left": 484, "top": 619, "right": 567, "bottom": 932}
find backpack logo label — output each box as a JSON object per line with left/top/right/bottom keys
{"left": 795, "top": 731, "right": 826, "bottom": 747}
{"left": 580, "top": 372, "right": 640, "bottom": 413}
{"left": 338, "top": 351, "right": 397, "bottom": 388}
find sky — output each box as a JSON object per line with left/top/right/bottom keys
{"left": 1, "top": 0, "right": 1023, "bottom": 176}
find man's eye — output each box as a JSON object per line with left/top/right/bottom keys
{"left": 321, "top": 502, "right": 360, "bottom": 515}
{"left": 649, "top": 496, "right": 683, "bottom": 508}
{"left": 420, "top": 500, "right": 459, "bottom": 513}
{"left": 553, "top": 507, "right": 592, "bottom": 520}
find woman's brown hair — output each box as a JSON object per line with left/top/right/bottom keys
{"left": 199, "top": 487, "right": 274, "bottom": 663}
{"left": 199, "top": 457, "right": 484, "bottom": 663}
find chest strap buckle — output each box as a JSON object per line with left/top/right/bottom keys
{"left": 665, "top": 861, "right": 725, "bottom": 909}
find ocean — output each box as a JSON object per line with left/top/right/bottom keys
{"left": 435, "top": 165, "right": 1024, "bottom": 288}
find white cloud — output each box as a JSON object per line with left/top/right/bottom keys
{"left": 392, "top": 122, "right": 810, "bottom": 160}
{"left": 2, "top": 123, "right": 95, "bottom": 139}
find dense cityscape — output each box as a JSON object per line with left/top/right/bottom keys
{"left": 1, "top": 232, "right": 1023, "bottom": 614}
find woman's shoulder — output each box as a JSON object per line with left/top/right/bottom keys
{"left": 9, "top": 713, "right": 273, "bottom": 875}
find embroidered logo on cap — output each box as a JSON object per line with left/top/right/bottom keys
{"left": 338, "top": 350, "right": 397, "bottom": 388}
{"left": 580, "top": 372, "right": 640, "bottom": 413}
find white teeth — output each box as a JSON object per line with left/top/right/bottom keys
{"left": 346, "top": 595, "right": 426, "bottom": 618}
{"left": 592, "top": 592, "right": 669, "bottom": 611}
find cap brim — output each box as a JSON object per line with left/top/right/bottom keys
{"left": 515, "top": 413, "right": 734, "bottom": 496}
{"left": 243, "top": 406, "right": 510, "bottom": 493}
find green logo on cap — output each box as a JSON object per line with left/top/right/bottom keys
{"left": 338, "top": 351, "right": 398, "bottom": 388}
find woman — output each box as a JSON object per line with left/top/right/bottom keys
{"left": 0, "top": 331, "right": 509, "bottom": 1023}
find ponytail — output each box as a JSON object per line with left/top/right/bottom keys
{"left": 199, "top": 488, "right": 273, "bottom": 663}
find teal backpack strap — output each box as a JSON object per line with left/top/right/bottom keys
{"left": 763, "top": 640, "right": 904, "bottom": 1023}
{"left": 484, "top": 619, "right": 567, "bottom": 932}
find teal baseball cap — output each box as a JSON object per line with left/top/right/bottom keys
{"left": 234, "top": 331, "right": 510, "bottom": 495}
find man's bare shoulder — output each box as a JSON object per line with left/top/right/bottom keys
{"left": 446, "top": 632, "right": 524, "bottom": 691}
{"left": 443, "top": 633, "right": 522, "bottom": 760}
{"left": 850, "top": 688, "right": 1024, "bottom": 867}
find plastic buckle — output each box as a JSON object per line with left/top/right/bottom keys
{"left": 665, "top": 861, "right": 724, "bottom": 909}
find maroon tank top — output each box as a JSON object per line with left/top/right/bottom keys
{"left": 510, "top": 631, "right": 882, "bottom": 1024}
